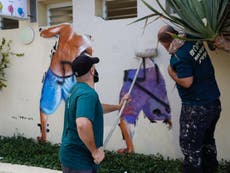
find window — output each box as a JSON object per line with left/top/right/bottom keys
{"left": 0, "top": 17, "right": 19, "bottom": 30}
{"left": 37, "top": 0, "right": 72, "bottom": 26}
{"left": 96, "top": 0, "right": 137, "bottom": 20}
{"left": 48, "top": 5, "right": 72, "bottom": 26}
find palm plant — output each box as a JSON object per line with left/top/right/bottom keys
{"left": 134, "top": 0, "right": 230, "bottom": 52}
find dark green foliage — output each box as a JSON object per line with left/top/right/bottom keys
{"left": 0, "top": 136, "right": 229, "bottom": 173}
{"left": 100, "top": 151, "right": 182, "bottom": 173}
{"left": 0, "top": 135, "right": 61, "bottom": 170}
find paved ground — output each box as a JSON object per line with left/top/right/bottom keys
{"left": 0, "top": 162, "right": 62, "bottom": 173}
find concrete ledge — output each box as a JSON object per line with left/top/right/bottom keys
{"left": 0, "top": 163, "right": 62, "bottom": 173}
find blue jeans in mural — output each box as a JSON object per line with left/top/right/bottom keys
{"left": 180, "top": 99, "right": 221, "bottom": 173}
{"left": 40, "top": 68, "right": 76, "bottom": 115}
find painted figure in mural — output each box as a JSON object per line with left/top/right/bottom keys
{"left": 59, "top": 54, "right": 130, "bottom": 173}
{"left": 38, "top": 23, "right": 93, "bottom": 141}
{"left": 118, "top": 61, "right": 172, "bottom": 153}
{"left": 158, "top": 25, "right": 221, "bottom": 173}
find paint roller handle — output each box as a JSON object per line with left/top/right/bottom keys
{"left": 127, "top": 59, "right": 143, "bottom": 95}
{"left": 103, "top": 48, "right": 159, "bottom": 148}
{"left": 103, "top": 59, "right": 143, "bottom": 148}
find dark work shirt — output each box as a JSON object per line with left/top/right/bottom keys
{"left": 170, "top": 40, "right": 220, "bottom": 105}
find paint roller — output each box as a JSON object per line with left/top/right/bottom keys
{"left": 135, "top": 48, "right": 158, "bottom": 58}
{"left": 103, "top": 47, "right": 158, "bottom": 148}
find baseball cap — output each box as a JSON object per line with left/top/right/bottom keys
{"left": 71, "top": 54, "right": 99, "bottom": 77}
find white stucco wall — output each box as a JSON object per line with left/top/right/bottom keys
{"left": 0, "top": 0, "right": 229, "bottom": 160}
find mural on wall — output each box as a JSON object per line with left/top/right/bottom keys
{"left": 0, "top": 0, "right": 27, "bottom": 19}
{"left": 118, "top": 62, "right": 172, "bottom": 153}
{"left": 38, "top": 23, "right": 93, "bottom": 141}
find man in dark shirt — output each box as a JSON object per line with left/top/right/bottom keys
{"left": 158, "top": 25, "right": 221, "bottom": 173}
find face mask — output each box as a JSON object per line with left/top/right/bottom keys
{"left": 94, "top": 69, "right": 99, "bottom": 83}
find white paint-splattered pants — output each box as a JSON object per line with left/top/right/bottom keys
{"left": 180, "top": 99, "right": 221, "bottom": 173}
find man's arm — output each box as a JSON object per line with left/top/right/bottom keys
{"left": 102, "top": 104, "right": 120, "bottom": 114}
{"left": 168, "top": 65, "right": 193, "bottom": 88}
{"left": 40, "top": 23, "right": 71, "bottom": 38}
{"left": 102, "top": 94, "right": 130, "bottom": 114}
{"left": 76, "top": 117, "right": 104, "bottom": 164}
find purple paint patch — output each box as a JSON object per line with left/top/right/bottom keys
{"left": 120, "top": 65, "right": 171, "bottom": 125}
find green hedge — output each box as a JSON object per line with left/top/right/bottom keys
{"left": 0, "top": 136, "right": 229, "bottom": 173}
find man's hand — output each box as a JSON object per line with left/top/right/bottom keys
{"left": 214, "top": 35, "right": 230, "bottom": 51}
{"left": 118, "top": 94, "right": 131, "bottom": 110}
{"left": 168, "top": 65, "right": 177, "bottom": 80}
{"left": 102, "top": 94, "right": 131, "bottom": 113}
{"left": 92, "top": 147, "right": 105, "bottom": 164}
{"left": 168, "top": 65, "right": 193, "bottom": 88}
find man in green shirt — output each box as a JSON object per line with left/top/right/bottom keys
{"left": 59, "top": 54, "right": 129, "bottom": 173}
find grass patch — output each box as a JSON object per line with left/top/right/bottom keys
{"left": 0, "top": 136, "right": 229, "bottom": 173}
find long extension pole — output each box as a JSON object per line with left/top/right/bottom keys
{"left": 103, "top": 48, "right": 158, "bottom": 149}
{"left": 103, "top": 59, "right": 143, "bottom": 148}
